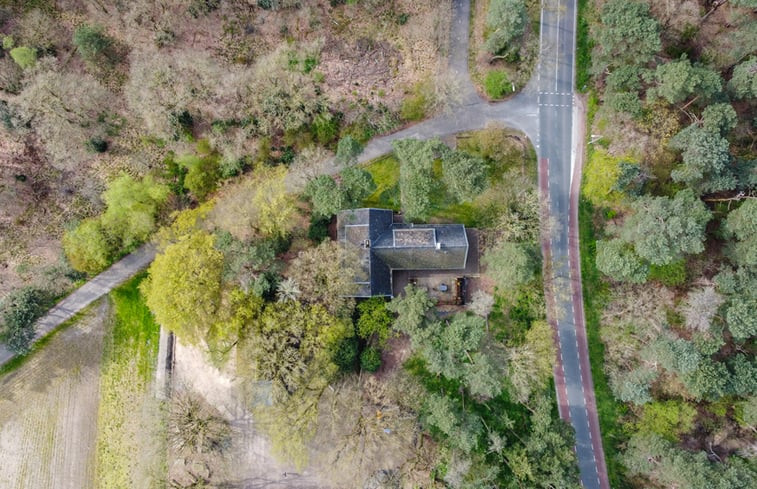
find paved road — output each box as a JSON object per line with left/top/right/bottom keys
{"left": 0, "top": 3, "right": 610, "bottom": 488}
{"left": 537, "top": 1, "right": 610, "bottom": 488}
{"left": 0, "top": 245, "right": 156, "bottom": 366}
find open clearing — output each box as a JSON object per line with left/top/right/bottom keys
{"left": 0, "top": 300, "right": 109, "bottom": 489}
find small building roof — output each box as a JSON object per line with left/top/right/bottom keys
{"left": 337, "top": 209, "right": 469, "bottom": 297}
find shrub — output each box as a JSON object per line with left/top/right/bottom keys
{"left": 0, "top": 287, "right": 47, "bottom": 355}
{"left": 72, "top": 24, "right": 113, "bottom": 64}
{"left": 9, "top": 46, "right": 36, "bottom": 69}
{"left": 333, "top": 336, "right": 359, "bottom": 372}
{"left": 312, "top": 112, "right": 340, "bottom": 145}
{"left": 360, "top": 346, "right": 382, "bottom": 372}
{"left": 335, "top": 135, "right": 363, "bottom": 164}
{"left": 63, "top": 218, "right": 114, "bottom": 275}
{"left": 649, "top": 260, "right": 687, "bottom": 287}
{"left": 484, "top": 70, "right": 511, "bottom": 99}
{"left": 86, "top": 137, "right": 108, "bottom": 153}
{"left": 307, "top": 214, "right": 330, "bottom": 243}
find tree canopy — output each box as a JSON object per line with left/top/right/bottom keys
{"left": 592, "top": 0, "right": 661, "bottom": 74}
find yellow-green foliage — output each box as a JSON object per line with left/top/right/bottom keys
{"left": 10, "top": 46, "right": 36, "bottom": 69}
{"left": 141, "top": 231, "right": 223, "bottom": 345}
{"left": 63, "top": 217, "right": 113, "bottom": 275}
{"left": 95, "top": 276, "right": 163, "bottom": 489}
{"left": 582, "top": 149, "right": 628, "bottom": 208}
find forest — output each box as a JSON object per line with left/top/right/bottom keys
{"left": 579, "top": 0, "right": 756, "bottom": 487}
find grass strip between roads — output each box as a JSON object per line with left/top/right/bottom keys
{"left": 575, "top": 0, "right": 594, "bottom": 91}
{"left": 580, "top": 92, "right": 629, "bottom": 488}
{"left": 94, "top": 272, "right": 165, "bottom": 488}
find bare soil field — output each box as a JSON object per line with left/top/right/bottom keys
{"left": 0, "top": 299, "right": 109, "bottom": 489}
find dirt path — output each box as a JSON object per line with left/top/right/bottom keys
{"left": 0, "top": 299, "right": 110, "bottom": 489}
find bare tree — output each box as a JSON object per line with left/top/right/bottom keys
{"left": 681, "top": 285, "right": 724, "bottom": 333}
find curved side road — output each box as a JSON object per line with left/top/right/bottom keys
{"left": 0, "top": 244, "right": 156, "bottom": 367}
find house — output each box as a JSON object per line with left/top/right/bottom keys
{"left": 337, "top": 208, "right": 471, "bottom": 297}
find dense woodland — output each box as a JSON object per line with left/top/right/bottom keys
{"left": 580, "top": 0, "right": 756, "bottom": 487}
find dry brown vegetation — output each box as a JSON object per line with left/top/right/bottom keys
{"left": 0, "top": 0, "right": 451, "bottom": 298}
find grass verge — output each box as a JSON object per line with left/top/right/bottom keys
{"left": 578, "top": 197, "right": 629, "bottom": 488}
{"left": 575, "top": 0, "right": 594, "bottom": 91}
{"left": 94, "top": 272, "right": 165, "bottom": 488}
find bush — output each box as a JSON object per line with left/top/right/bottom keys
{"left": 360, "top": 346, "right": 382, "bottom": 372}
{"left": 72, "top": 24, "right": 113, "bottom": 64}
{"left": 86, "top": 137, "right": 108, "bottom": 153}
{"left": 0, "top": 287, "right": 47, "bottom": 355}
{"left": 335, "top": 135, "right": 363, "bottom": 164}
{"left": 312, "top": 112, "right": 340, "bottom": 145}
{"left": 334, "top": 336, "right": 359, "bottom": 372}
{"left": 9, "top": 46, "right": 36, "bottom": 69}
{"left": 63, "top": 218, "right": 115, "bottom": 275}
{"left": 307, "top": 214, "right": 330, "bottom": 243}
{"left": 649, "top": 260, "right": 687, "bottom": 287}
{"left": 484, "top": 70, "right": 511, "bottom": 99}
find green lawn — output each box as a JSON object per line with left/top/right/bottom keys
{"left": 94, "top": 273, "right": 165, "bottom": 489}
{"left": 360, "top": 141, "right": 536, "bottom": 228}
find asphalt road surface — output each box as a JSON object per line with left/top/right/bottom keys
{"left": 537, "top": 1, "right": 610, "bottom": 488}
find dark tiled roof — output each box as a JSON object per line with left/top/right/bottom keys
{"left": 337, "top": 209, "right": 469, "bottom": 297}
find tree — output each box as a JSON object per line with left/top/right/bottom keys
{"left": 724, "top": 200, "right": 757, "bottom": 267}
{"left": 611, "top": 366, "right": 658, "bottom": 405}
{"left": 287, "top": 240, "right": 360, "bottom": 316}
{"left": 669, "top": 124, "right": 735, "bottom": 194}
{"left": 725, "top": 297, "right": 757, "bottom": 341}
{"left": 468, "top": 290, "right": 494, "bottom": 320}
{"left": 647, "top": 56, "right": 722, "bottom": 105}
{"left": 682, "top": 359, "right": 729, "bottom": 401}
{"left": 63, "top": 218, "right": 114, "bottom": 275}
{"left": 636, "top": 401, "right": 696, "bottom": 442}
{"left": 100, "top": 174, "right": 169, "bottom": 250}
{"left": 305, "top": 175, "right": 342, "bottom": 218}
{"left": 441, "top": 150, "right": 488, "bottom": 202}
{"left": 623, "top": 433, "right": 757, "bottom": 489}
{"left": 592, "top": 0, "right": 660, "bottom": 74}
{"left": 211, "top": 167, "right": 296, "bottom": 240}
{"left": 508, "top": 320, "right": 556, "bottom": 404}
{"left": 168, "top": 390, "right": 231, "bottom": 456}
{"left": 16, "top": 67, "right": 111, "bottom": 169}
{"left": 701, "top": 103, "right": 738, "bottom": 136}
{"left": 356, "top": 297, "right": 393, "bottom": 347}
{"left": 484, "top": 0, "right": 526, "bottom": 57}
{"left": 729, "top": 354, "right": 757, "bottom": 397}
{"left": 339, "top": 166, "right": 376, "bottom": 207}
{"left": 619, "top": 189, "right": 711, "bottom": 266}
{"left": 596, "top": 239, "right": 649, "bottom": 283}
{"left": 0, "top": 287, "right": 46, "bottom": 354}
{"left": 72, "top": 24, "right": 113, "bottom": 64}
{"left": 335, "top": 135, "right": 363, "bottom": 164}
{"left": 422, "top": 393, "right": 482, "bottom": 453}
{"left": 582, "top": 149, "right": 626, "bottom": 207}
{"left": 680, "top": 286, "right": 724, "bottom": 333}
{"left": 141, "top": 231, "right": 224, "bottom": 345}
{"left": 729, "top": 56, "right": 757, "bottom": 99}
{"left": 180, "top": 153, "right": 220, "bottom": 201}
{"left": 238, "top": 301, "right": 350, "bottom": 402}
{"left": 392, "top": 139, "right": 440, "bottom": 221}
{"left": 482, "top": 241, "right": 537, "bottom": 291}
{"left": 387, "top": 284, "right": 436, "bottom": 336}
